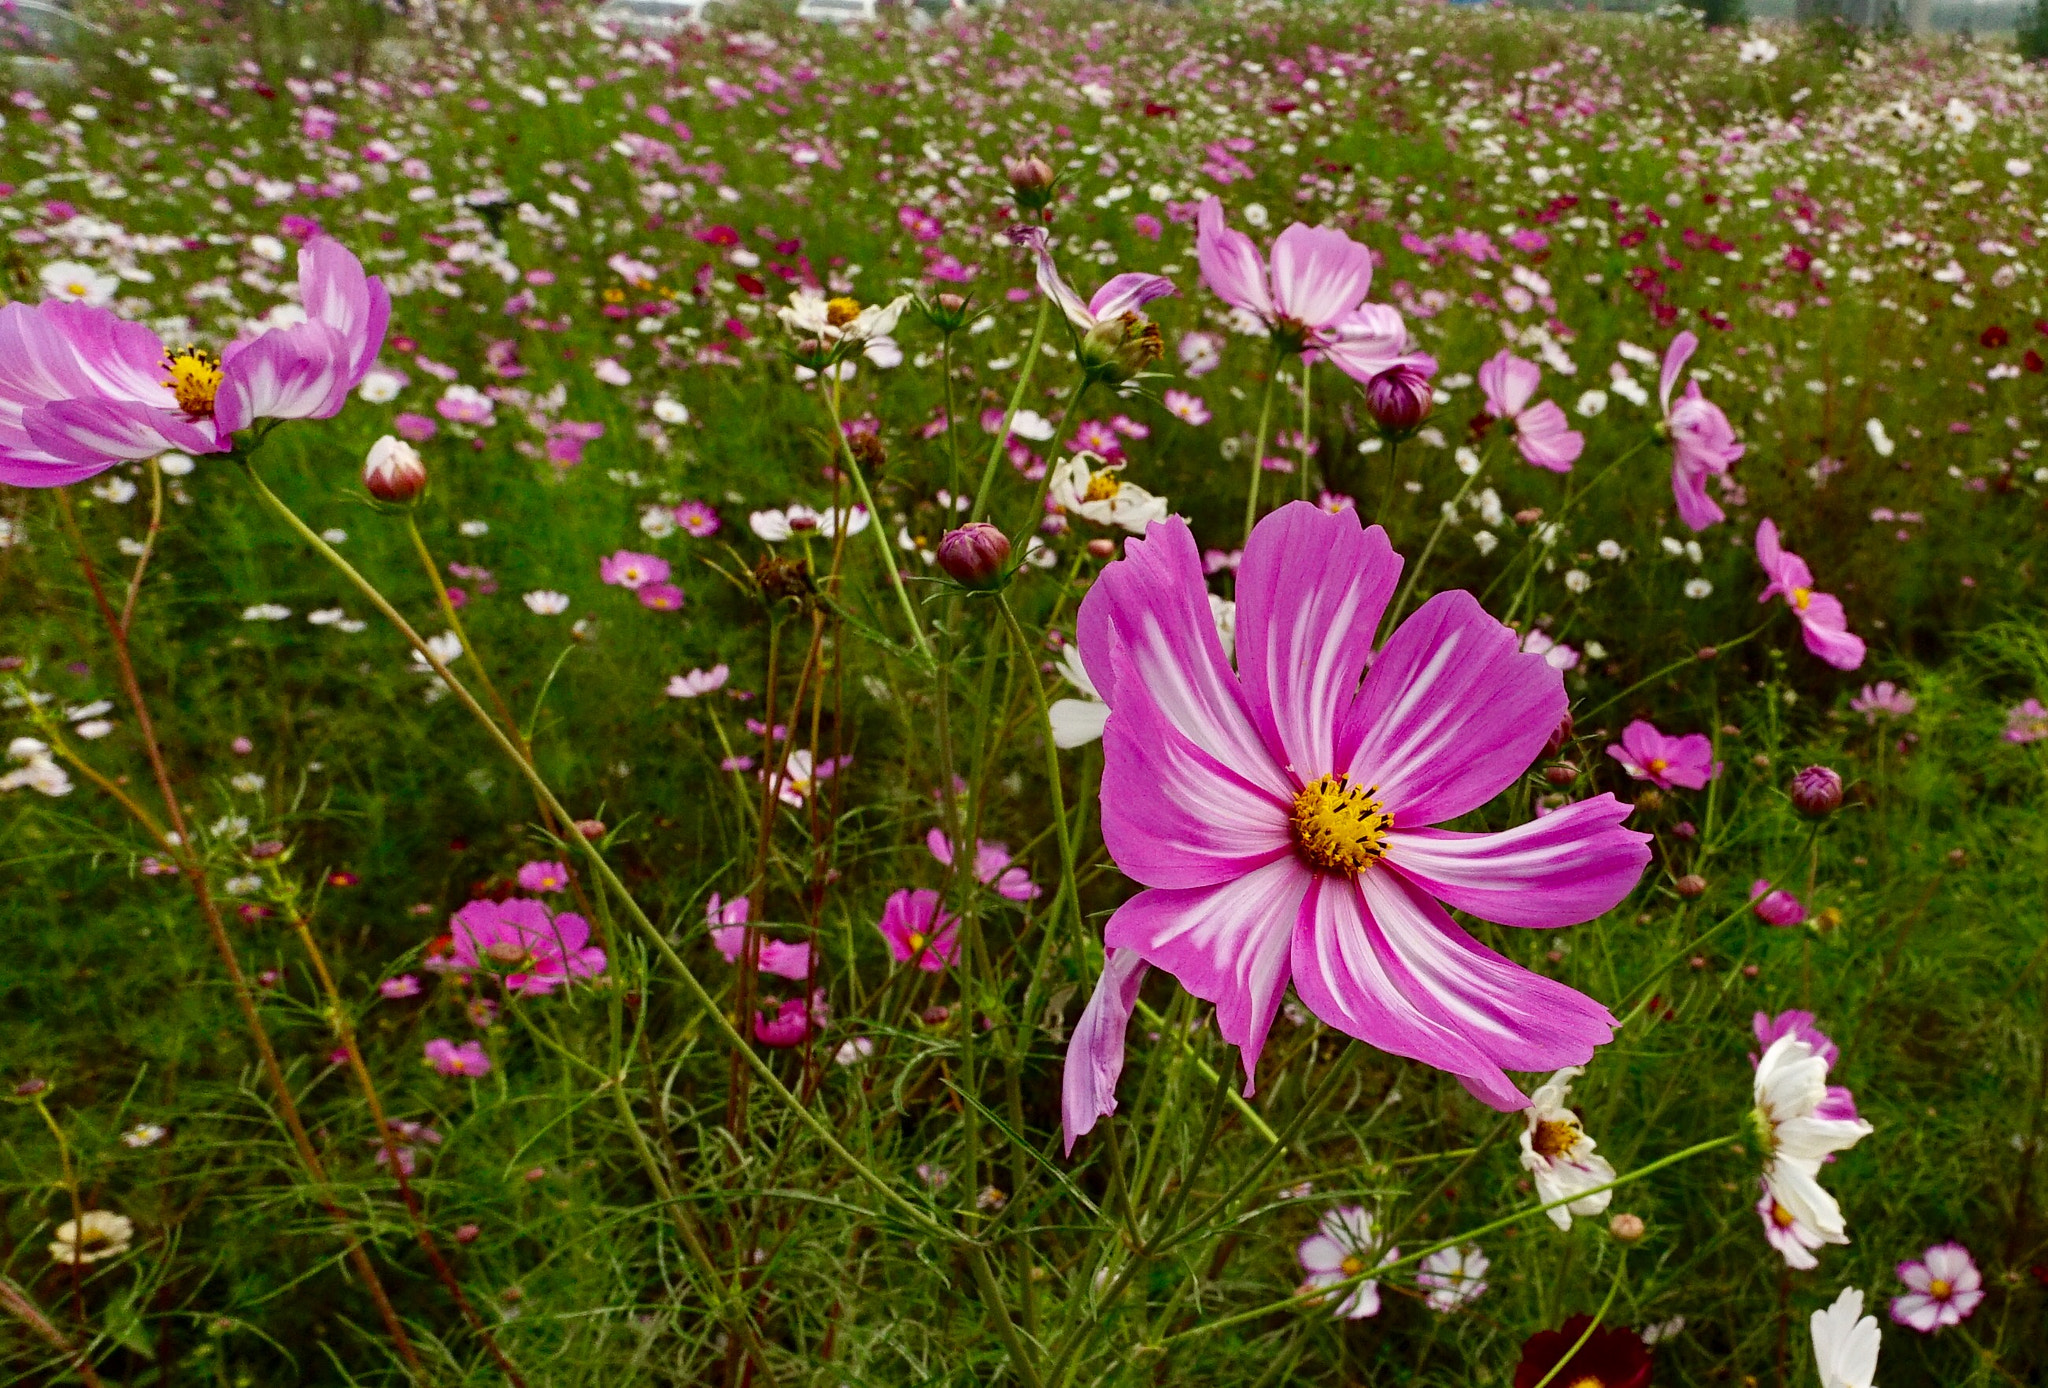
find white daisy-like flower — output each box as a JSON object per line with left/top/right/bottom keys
{"left": 1812, "top": 1286, "right": 1880, "bottom": 1388}
{"left": 120, "top": 1123, "right": 168, "bottom": 1149}
{"left": 523, "top": 591, "right": 570, "bottom": 615}
{"left": 1417, "top": 1244, "right": 1488, "bottom": 1312}
{"left": 652, "top": 397, "right": 690, "bottom": 424}
{"left": 776, "top": 287, "right": 910, "bottom": 350}
{"left": 1046, "top": 453, "right": 1169, "bottom": 533}
{"left": 49, "top": 1210, "right": 134, "bottom": 1264}
{"left": 39, "top": 260, "right": 119, "bottom": 306}
{"left": 230, "top": 773, "right": 266, "bottom": 794}
{"left": 639, "top": 505, "right": 677, "bottom": 539}
{"left": 1295, "top": 1206, "right": 1396, "bottom": 1319}
{"left": 1517, "top": 1066, "right": 1617, "bottom": 1230}
{"left": 241, "top": 604, "right": 292, "bottom": 622}
{"left": 667, "top": 665, "right": 729, "bottom": 699}
{"left": 1752, "top": 1034, "right": 1872, "bottom": 1269}
{"left": 356, "top": 368, "right": 405, "bottom": 404}
{"left": 1683, "top": 578, "right": 1713, "bottom": 600}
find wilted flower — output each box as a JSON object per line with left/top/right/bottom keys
{"left": 1850, "top": 681, "right": 1915, "bottom": 723}
{"left": 1659, "top": 332, "right": 1744, "bottom": 531}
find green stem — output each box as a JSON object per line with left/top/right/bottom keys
{"left": 1296, "top": 360, "right": 1314, "bottom": 503}
{"left": 1241, "top": 350, "right": 1284, "bottom": 547}
{"left": 1386, "top": 464, "right": 1483, "bottom": 629}
{"left": 1526, "top": 1256, "right": 1627, "bottom": 1388}
{"left": 969, "top": 1247, "right": 1046, "bottom": 1388}
{"left": 996, "top": 596, "right": 1081, "bottom": 942}
{"left": 1008, "top": 376, "right": 1090, "bottom": 557}
{"left": 972, "top": 296, "right": 1051, "bottom": 520}
{"left": 825, "top": 377, "right": 935, "bottom": 668}
{"left": 1577, "top": 620, "right": 1771, "bottom": 724}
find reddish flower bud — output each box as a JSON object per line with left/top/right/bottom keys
{"left": 1005, "top": 154, "right": 1057, "bottom": 212}
{"left": 1789, "top": 764, "right": 1843, "bottom": 816}
{"left": 1607, "top": 1213, "right": 1646, "bottom": 1243}
{"left": 1544, "top": 712, "right": 1574, "bottom": 756}
{"left": 1675, "top": 873, "right": 1707, "bottom": 899}
{"left": 363, "top": 435, "right": 426, "bottom": 503}
{"left": 936, "top": 523, "right": 1011, "bottom": 589}
{"left": 1364, "top": 361, "right": 1433, "bottom": 435}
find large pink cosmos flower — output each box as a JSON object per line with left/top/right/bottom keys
{"left": 0, "top": 237, "right": 388, "bottom": 488}
{"left": 1659, "top": 331, "right": 1744, "bottom": 531}
{"left": 1478, "top": 350, "right": 1583, "bottom": 473}
{"left": 1194, "top": 199, "right": 1416, "bottom": 384}
{"left": 1060, "top": 503, "right": 1650, "bottom": 1149}
{"left": 1755, "top": 519, "right": 1864, "bottom": 671}
{"left": 449, "top": 897, "right": 607, "bottom": 995}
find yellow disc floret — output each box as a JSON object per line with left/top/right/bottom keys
{"left": 825, "top": 296, "right": 863, "bottom": 329}
{"left": 162, "top": 346, "right": 222, "bottom": 417}
{"left": 1082, "top": 470, "right": 1122, "bottom": 503}
{"left": 1290, "top": 774, "right": 1391, "bottom": 874}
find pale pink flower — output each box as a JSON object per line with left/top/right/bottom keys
{"left": 599, "top": 550, "right": 669, "bottom": 590}
{"left": 424, "top": 1038, "right": 491, "bottom": 1077}
{"left": 517, "top": 860, "right": 570, "bottom": 894}
{"left": 1890, "top": 1243, "right": 1984, "bottom": 1332}
{"left": 1295, "top": 1206, "right": 1395, "bottom": 1319}
{"left": 1606, "top": 720, "right": 1720, "bottom": 790}
{"left": 926, "top": 828, "right": 1040, "bottom": 901}
{"left": 1479, "top": 350, "right": 1583, "bottom": 472}
{"left": 1659, "top": 332, "right": 1745, "bottom": 531}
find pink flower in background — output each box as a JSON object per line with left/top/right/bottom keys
{"left": 875, "top": 888, "right": 960, "bottom": 972}
{"left": 675, "top": 501, "right": 720, "bottom": 536}
{"left": 1295, "top": 1206, "right": 1395, "bottom": 1319}
{"left": 1890, "top": 1243, "right": 1984, "bottom": 1332}
{"left": 2003, "top": 697, "right": 2048, "bottom": 744}
{"left": 755, "top": 990, "right": 829, "bottom": 1047}
{"left": 1751, "top": 880, "right": 1807, "bottom": 927}
{"left": 1132, "top": 212, "right": 1163, "bottom": 240}
{"left": 517, "top": 860, "right": 570, "bottom": 894}
{"left": 1479, "top": 350, "right": 1583, "bottom": 472}
{"left": 1163, "top": 390, "right": 1210, "bottom": 425}
{"left": 0, "top": 237, "right": 388, "bottom": 487}
{"left": 1756, "top": 520, "right": 1865, "bottom": 671}
{"left": 395, "top": 412, "right": 437, "bottom": 442}
{"left": 637, "top": 581, "right": 685, "bottom": 611}
{"left": 379, "top": 974, "right": 422, "bottom": 1000}
{"left": 706, "top": 892, "right": 749, "bottom": 926}
{"left": 1660, "top": 332, "right": 1745, "bottom": 531}
{"left": 1060, "top": 503, "right": 1648, "bottom": 1149}
{"left": 600, "top": 550, "right": 669, "bottom": 590}
{"left": 424, "top": 1038, "right": 491, "bottom": 1077}
{"left": 1606, "top": 720, "right": 1720, "bottom": 790}
{"left": 712, "top": 923, "right": 813, "bottom": 980}
{"left": 1850, "top": 681, "right": 1915, "bottom": 723}
{"left": 668, "top": 665, "right": 730, "bottom": 698}
{"left": 449, "top": 898, "right": 606, "bottom": 994}
{"left": 926, "top": 828, "right": 1041, "bottom": 901}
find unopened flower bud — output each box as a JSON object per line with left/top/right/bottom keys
{"left": 921, "top": 1004, "right": 952, "bottom": 1026}
{"left": 922, "top": 291, "right": 975, "bottom": 334}
{"left": 936, "top": 523, "right": 1010, "bottom": 590}
{"left": 574, "top": 818, "right": 605, "bottom": 840}
{"left": 362, "top": 435, "right": 426, "bottom": 503}
{"left": 1608, "top": 1213, "right": 1646, "bottom": 1243}
{"left": 1005, "top": 153, "right": 1057, "bottom": 213}
{"left": 249, "top": 840, "right": 285, "bottom": 860}
{"left": 1635, "top": 789, "right": 1664, "bottom": 814}
{"left": 1543, "top": 762, "right": 1578, "bottom": 786}
{"left": 1675, "top": 873, "right": 1707, "bottom": 899}
{"left": 1078, "top": 312, "right": 1165, "bottom": 384}
{"left": 1544, "top": 712, "right": 1574, "bottom": 757}
{"left": 13, "top": 1078, "right": 49, "bottom": 1098}
{"left": 1364, "top": 362, "right": 1434, "bottom": 436}
{"left": 1789, "top": 765, "right": 1843, "bottom": 816}
{"left": 1087, "top": 538, "right": 1117, "bottom": 559}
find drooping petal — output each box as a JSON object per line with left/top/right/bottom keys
{"left": 1048, "top": 697, "right": 1110, "bottom": 748}
{"left": 1099, "top": 658, "right": 1294, "bottom": 889}
{"left": 1513, "top": 399, "right": 1583, "bottom": 472}
{"left": 1659, "top": 330, "right": 1698, "bottom": 416}
{"left": 1267, "top": 222, "right": 1374, "bottom": 331}
{"left": 297, "top": 236, "right": 391, "bottom": 382}
{"left": 1315, "top": 304, "right": 1414, "bottom": 382}
{"left": 1478, "top": 349, "right": 1540, "bottom": 419}
{"left": 1383, "top": 794, "right": 1649, "bottom": 928}
{"left": 1670, "top": 450, "right": 1726, "bottom": 531}
{"left": 1290, "top": 870, "right": 1615, "bottom": 1111}
{"left": 215, "top": 322, "right": 354, "bottom": 431}
{"left": 1102, "top": 857, "right": 1313, "bottom": 1093}
{"left": 1088, "top": 271, "right": 1177, "bottom": 322}
{"left": 1796, "top": 594, "right": 1866, "bottom": 671}
{"left": 1195, "top": 197, "right": 1275, "bottom": 322}
{"left": 1009, "top": 225, "right": 1097, "bottom": 331}
{"left": 1342, "top": 590, "right": 1565, "bottom": 826}
{"left": 1234, "top": 502, "right": 1400, "bottom": 779}
{"left": 1754, "top": 518, "right": 1814, "bottom": 600}
{"left": 1061, "top": 946, "right": 1148, "bottom": 1152}
{"left": 1078, "top": 516, "right": 1293, "bottom": 800}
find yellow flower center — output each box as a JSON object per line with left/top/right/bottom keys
{"left": 825, "top": 296, "right": 863, "bottom": 328}
{"left": 1532, "top": 1116, "right": 1581, "bottom": 1159}
{"left": 1929, "top": 1277, "right": 1951, "bottom": 1298}
{"left": 1771, "top": 1201, "right": 1796, "bottom": 1228}
{"left": 1566, "top": 1378, "right": 1606, "bottom": 1388}
{"left": 1291, "top": 775, "right": 1391, "bottom": 874}
{"left": 162, "top": 346, "right": 222, "bottom": 417}
{"left": 1791, "top": 586, "right": 1812, "bottom": 611}
{"left": 907, "top": 931, "right": 927, "bottom": 952}
{"left": 1647, "top": 757, "right": 1668, "bottom": 774}
{"left": 66, "top": 280, "right": 90, "bottom": 298}
{"left": 1339, "top": 1254, "right": 1365, "bottom": 1276}
{"left": 1082, "top": 471, "right": 1122, "bottom": 503}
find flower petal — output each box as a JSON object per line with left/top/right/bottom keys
{"left": 1060, "top": 947, "right": 1148, "bottom": 1153}
{"left": 298, "top": 236, "right": 391, "bottom": 383}
{"left": 1048, "top": 697, "right": 1110, "bottom": 749}
{"left": 26, "top": 398, "right": 220, "bottom": 467}
{"left": 1796, "top": 596, "right": 1866, "bottom": 671}
{"left": 1290, "top": 870, "right": 1615, "bottom": 1110}
{"left": 1267, "top": 222, "right": 1374, "bottom": 330}
{"left": 1102, "top": 857, "right": 1312, "bottom": 1094}
{"left": 1195, "top": 197, "right": 1274, "bottom": 322}
{"left": 1008, "top": 225, "right": 1097, "bottom": 331}
{"left": 1234, "top": 501, "right": 1401, "bottom": 780}
{"left": 1342, "top": 590, "right": 1566, "bottom": 826}
{"left": 1478, "top": 349, "right": 1539, "bottom": 418}
{"left": 1659, "top": 330, "right": 1697, "bottom": 415}
{"left": 1088, "top": 271, "right": 1177, "bottom": 322}
{"left": 216, "top": 322, "right": 354, "bottom": 432}
{"left": 1383, "top": 795, "right": 1649, "bottom": 928}
{"left": 1513, "top": 399, "right": 1583, "bottom": 472}
{"left": 1079, "top": 515, "right": 1292, "bottom": 799}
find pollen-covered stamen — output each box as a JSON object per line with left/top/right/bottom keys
{"left": 162, "top": 346, "right": 222, "bottom": 417}
{"left": 1790, "top": 586, "right": 1813, "bottom": 611}
{"left": 1291, "top": 774, "right": 1391, "bottom": 874}
{"left": 1532, "top": 1116, "right": 1582, "bottom": 1160}
{"left": 824, "top": 296, "right": 863, "bottom": 329}
{"left": 1082, "top": 469, "right": 1122, "bottom": 503}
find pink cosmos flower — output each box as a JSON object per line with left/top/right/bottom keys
{"left": 1756, "top": 520, "right": 1864, "bottom": 671}
{"left": 2003, "top": 697, "right": 2048, "bottom": 744}
{"left": 755, "top": 990, "right": 828, "bottom": 1047}
{"left": 1296, "top": 1206, "right": 1395, "bottom": 1319}
{"left": 1606, "top": 721, "right": 1720, "bottom": 790}
{"left": 1751, "top": 880, "right": 1808, "bottom": 928}
{"left": 674, "top": 500, "right": 720, "bottom": 537}
{"left": 926, "top": 828, "right": 1041, "bottom": 901}
{"left": 875, "top": 888, "right": 960, "bottom": 972}
{"left": 1890, "top": 1243, "right": 1984, "bottom": 1332}
{"left": 517, "top": 860, "right": 570, "bottom": 894}
{"left": 1478, "top": 350, "right": 1583, "bottom": 473}
{"left": 448, "top": 898, "right": 607, "bottom": 995}
{"left": 1008, "top": 225, "right": 1175, "bottom": 380}
{"left": 1194, "top": 198, "right": 1414, "bottom": 383}
{"left": 424, "top": 1038, "right": 491, "bottom": 1077}
{"left": 638, "top": 581, "right": 685, "bottom": 611}
{"left": 1659, "top": 332, "right": 1745, "bottom": 531}
{"left": 379, "top": 974, "right": 422, "bottom": 1000}
{"left": 1059, "top": 503, "right": 1649, "bottom": 1149}
{"left": 0, "top": 237, "right": 388, "bottom": 487}
{"left": 1850, "top": 681, "right": 1915, "bottom": 723}
{"left": 599, "top": 550, "right": 669, "bottom": 590}
{"left": 708, "top": 890, "right": 812, "bottom": 981}
{"left": 1163, "top": 390, "right": 1210, "bottom": 426}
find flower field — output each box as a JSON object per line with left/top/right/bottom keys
{"left": 2, "top": 0, "right": 2046, "bottom": 1382}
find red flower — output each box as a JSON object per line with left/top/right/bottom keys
{"left": 1980, "top": 325, "right": 2010, "bottom": 349}
{"left": 1513, "top": 1315, "right": 1653, "bottom": 1388}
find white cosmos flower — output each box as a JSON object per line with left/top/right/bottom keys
{"left": 1, "top": 737, "right": 72, "bottom": 797}
{"left": 1047, "top": 453, "right": 1169, "bottom": 533}
{"left": 40, "top": 260, "right": 119, "bottom": 306}
{"left": 1752, "top": 1034, "right": 1872, "bottom": 1269}
{"left": 667, "top": 664, "right": 729, "bottom": 699}
{"left": 1517, "top": 1067, "right": 1616, "bottom": 1230}
{"left": 1295, "top": 1206, "right": 1396, "bottom": 1319}
{"left": 410, "top": 631, "right": 464, "bottom": 671}
{"left": 1417, "top": 1245, "right": 1488, "bottom": 1311}
{"left": 1050, "top": 594, "right": 1233, "bottom": 749}
{"left": 523, "top": 590, "right": 570, "bottom": 615}
{"left": 652, "top": 397, "right": 691, "bottom": 424}
{"left": 48, "top": 1211, "right": 133, "bottom": 1265}
{"left": 357, "top": 368, "right": 405, "bottom": 403}
{"left": 1864, "top": 418, "right": 1893, "bottom": 457}
{"left": 1811, "top": 1286, "right": 1880, "bottom": 1388}
{"left": 776, "top": 287, "right": 910, "bottom": 347}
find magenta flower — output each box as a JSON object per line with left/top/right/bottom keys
{"left": 379, "top": 974, "right": 422, "bottom": 1000}
{"left": 1659, "top": 332, "right": 1744, "bottom": 531}
{"left": 1194, "top": 198, "right": 1412, "bottom": 383}
{"left": 0, "top": 237, "right": 387, "bottom": 488}
{"left": 424, "top": 1038, "right": 491, "bottom": 1077}
{"left": 1756, "top": 520, "right": 1865, "bottom": 671}
{"left": 674, "top": 500, "right": 720, "bottom": 537}
{"left": 448, "top": 897, "right": 607, "bottom": 994}
{"left": 754, "top": 989, "right": 828, "bottom": 1047}
{"left": 1606, "top": 720, "right": 1720, "bottom": 791}
{"left": 1478, "top": 350, "right": 1583, "bottom": 472}
{"left": 710, "top": 919, "right": 812, "bottom": 980}
{"left": 599, "top": 550, "right": 670, "bottom": 590}
{"left": 875, "top": 889, "right": 960, "bottom": 972}
{"left": 1059, "top": 503, "right": 1649, "bottom": 1148}
{"left": 517, "top": 860, "right": 570, "bottom": 894}
{"left": 395, "top": 412, "right": 437, "bottom": 442}
{"left": 637, "top": 581, "right": 685, "bottom": 611}
{"left": 1750, "top": 880, "right": 1808, "bottom": 928}
{"left": 926, "top": 828, "right": 1041, "bottom": 901}
{"left": 1891, "top": 1242, "right": 1984, "bottom": 1332}
{"left": 2002, "top": 697, "right": 2048, "bottom": 744}
{"left": 1850, "top": 681, "right": 1915, "bottom": 723}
